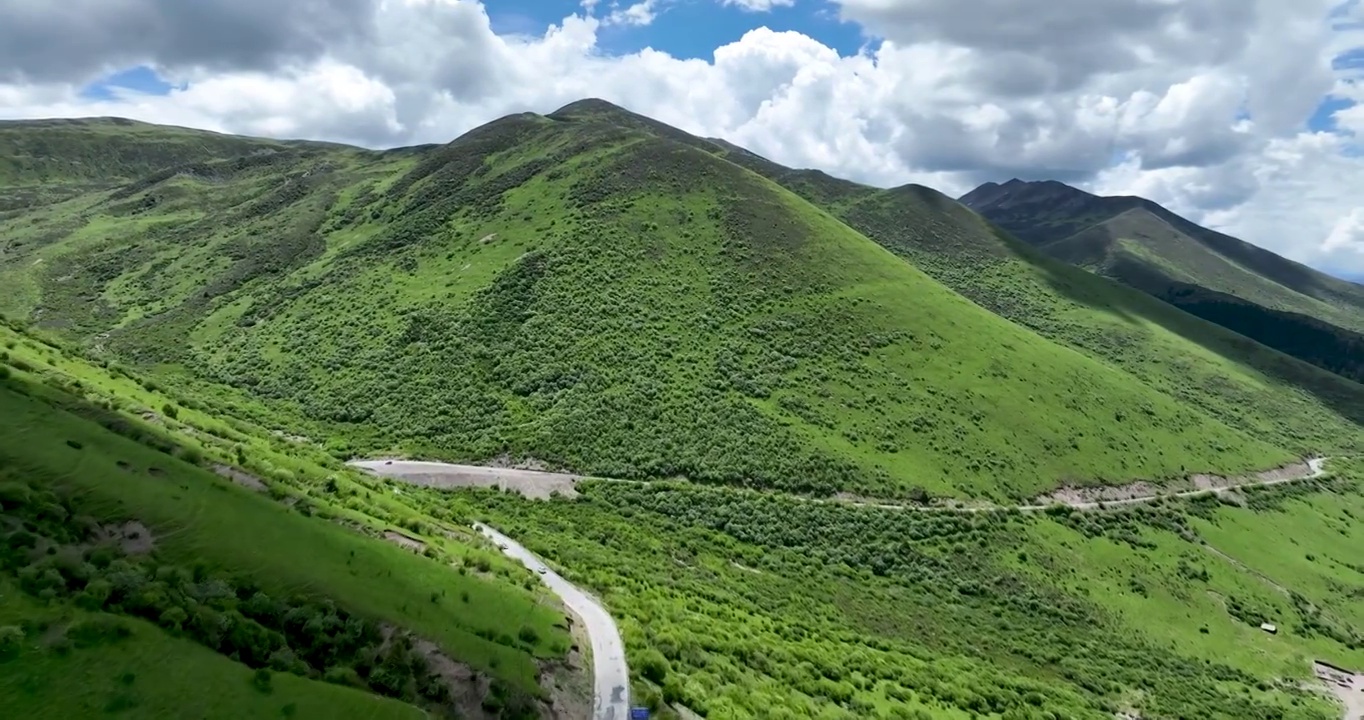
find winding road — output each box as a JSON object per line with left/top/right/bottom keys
{"left": 473, "top": 523, "right": 629, "bottom": 720}
{"left": 351, "top": 456, "right": 1338, "bottom": 719}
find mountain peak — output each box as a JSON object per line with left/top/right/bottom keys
{"left": 548, "top": 98, "right": 632, "bottom": 121}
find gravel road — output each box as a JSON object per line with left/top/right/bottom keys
{"left": 348, "top": 459, "right": 580, "bottom": 499}
{"left": 350, "top": 457, "right": 1329, "bottom": 513}
{"left": 473, "top": 523, "right": 630, "bottom": 720}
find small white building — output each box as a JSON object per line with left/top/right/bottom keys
{"left": 1260, "top": 622, "right": 1278, "bottom": 634}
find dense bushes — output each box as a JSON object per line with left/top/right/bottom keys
{"left": 434, "top": 483, "right": 1335, "bottom": 720}
{"left": 0, "top": 472, "right": 454, "bottom": 709}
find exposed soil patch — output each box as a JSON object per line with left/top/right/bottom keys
{"left": 411, "top": 638, "right": 496, "bottom": 720}
{"left": 352, "top": 461, "right": 580, "bottom": 500}
{"left": 1033, "top": 459, "right": 1317, "bottom": 507}
{"left": 538, "top": 654, "right": 592, "bottom": 720}
{"left": 1314, "top": 661, "right": 1364, "bottom": 719}
{"left": 537, "top": 609, "right": 593, "bottom": 720}
{"left": 382, "top": 530, "right": 427, "bottom": 554}
{"left": 99, "top": 521, "right": 155, "bottom": 555}
{"left": 210, "top": 463, "right": 267, "bottom": 492}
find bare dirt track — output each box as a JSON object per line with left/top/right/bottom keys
{"left": 348, "top": 459, "right": 580, "bottom": 499}
{"left": 350, "top": 457, "right": 1331, "bottom": 513}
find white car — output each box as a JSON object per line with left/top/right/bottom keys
{"left": 537, "top": 567, "right": 548, "bottom": 575}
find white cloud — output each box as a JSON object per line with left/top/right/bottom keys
{"left": 1323, "top": 207, "right": 1364, "bottom": 254}
{"left": 2, "top": 0, "right": 1364, "bottom": 273}
{"left": 720, "top": 0, "right": 797, "bottom": 11}
{"left": 605, "top": 0, "right": 661, "bottom": 26}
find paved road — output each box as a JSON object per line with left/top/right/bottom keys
{"left": 354, "top": 456, "right": 1339, "bottom": 718}
{"left": 473, "top": 523, "right": 630, "bottom": 720}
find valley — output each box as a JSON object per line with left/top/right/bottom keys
{"left": 1, "top": 100, "right": 1363, "bottom": 720}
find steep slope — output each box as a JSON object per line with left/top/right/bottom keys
{"left": 0, "top": 101, "right": 1304, "bottom": 502}
{"left": 0, "top": 323, "right": 579, "bottom": 716}
{"left": 0, "top": 117, "right": 337, "bottom": 214}
{"left": 709, "top": 145, "right": 1364, "bottom": 462}
{"left": 961, "top": 179, "right": 1364, "bottom": 383}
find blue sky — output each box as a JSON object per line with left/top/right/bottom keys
{"left": 80, "top": 0, "right": 875, "bottom": 100}
{"left": 489, "top": 0, "right": 872, "bottom": 58}
{"left": 78, "top": 0, "right": 1354, "bottom": 139}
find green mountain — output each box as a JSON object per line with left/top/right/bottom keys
{"left": 5, "top": 101, "right": 1364, "bottom": 720}
{"left": 0, "top": 320, "right": 576, "bottom": 717}
{"left": 1, "top": 100, "right": 1340, "bottom": 501}
{"left": 959, "top": 179, "right": 1364, "bottom": 384}
{"left": 709, "top": 141, "right": 1364, "bottom": 457}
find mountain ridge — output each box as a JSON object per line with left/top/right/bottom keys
{"left": 6, "top": 98, "right": 1364, "bottom": 720}
{"left": 0, "top": 99, "right": 1336, "bottom": 502}
{"left": 959, "top": 177, "right": 1364, "bottom": 384}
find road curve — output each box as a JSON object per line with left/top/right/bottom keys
{"left": 473, "top": 523, "right": 630, "bottom": 720}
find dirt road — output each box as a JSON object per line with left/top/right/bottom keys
{"left": 351, "top": 458, "right": 1331, "bottom": 513}
{"left": 352, "top": 456, "right": 1340, "bottom": 718}
{"left": 348, "top": 459, "right": 580, "bottom": 499}
{"left": 473, "top": 523, "right": 630, "bottom": 720}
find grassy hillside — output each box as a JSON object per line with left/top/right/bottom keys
{"left": 8, "top": 313, "right": 1361, "bottom": 720}
{"left": 959, "top": 179, "right": 1364, "bottom": 384}
{"left": 0, "top": 102, "right": 1323, "bottom": 502}
{"left": 709, "top": 146, "right": 1364, "bottom": 463}
{"left": 0, "top": 117, "right": 335, "bottom": 216}
{"left": 0, "top": 577, "right": 422, "bottom": 720}
{"left": 0, "top": 321, "right": 579, "bottom": 717}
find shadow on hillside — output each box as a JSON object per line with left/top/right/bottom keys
{"left": 1011, "top": 234, "right": 1364, "bottom": 444}
{"left": 689, "top": 131, "right": 1364, "bottom": 445}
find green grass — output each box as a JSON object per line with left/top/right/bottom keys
{"left": 0, "top": 104, "right": 1317, "bottom": 501}
{"left": 0, "top": 580, "right": 421, "bottom": 720}
{"left": 0, "top": 376, "right": 568, "bottom": 691}
{"left": 1194, "top": 469, "right": 1364, "bottom": 633}
{"left": 956, "top": 180, "right": 1364, "bottom": 386}
{"left": 706, "top": 172, "right": 1364, "bottom": 462}
{"left": 393, "top": 476, "right": 1355, "bottom": 720}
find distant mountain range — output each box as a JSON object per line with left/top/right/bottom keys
{"left": 961, "top": 179, "right": 1364, "bottom": 386}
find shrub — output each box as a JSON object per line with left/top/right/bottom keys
{"left": 323, "top": 665, "right": 366, "bottom": 689}
{"left": 67, "top": 616, "right": 133, "bottom": 648}
{"left": 177, "top": 445, "right": 204, "bottom": 465}
{"left": 517, "top": 625, "right": 540, "bottom": 645}
{"left": 251, "top": 668, "right": 273, "bottom": 694}
{"left": 0, "top": 625, "right": 23, "bottom": 658}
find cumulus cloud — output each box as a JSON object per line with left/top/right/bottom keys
{"left": 0, "top": 0, "right": 377, "bottom": 83}
{"left": 2, "top": 0, "right": 1364, "bottom": 272}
